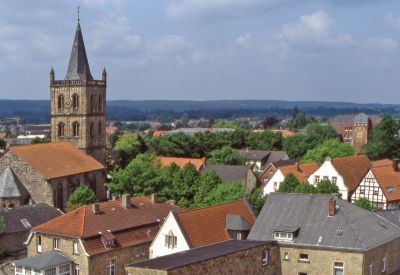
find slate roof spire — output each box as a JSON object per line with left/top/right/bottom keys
{"left": 64, "top": 21, "right": 93, "bottom": 81}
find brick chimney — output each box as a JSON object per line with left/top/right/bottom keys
{"left": 121, "top": 194, "right": 131, "bottom": 209}
{"left": 393, "top": 159, "right": 399, "bottom": 172}
{"left": 151, "top": 193, "right": 158, "bottom": 204}
{"left": 328, "top": 198, "right": 336, "bottom": 216}
{"left": 92, "top": 203, "right": 100, "bottom": 215}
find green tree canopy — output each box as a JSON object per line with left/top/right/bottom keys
{"left": 278, "top": 173, "right": 301, "bottom": 192}
{"left": 115, "top": 133, "right": 146, "bottom": 167}
{"left": 198, "top": 181, "right": 248, "bottom": 207}
{"left": 354, "top": 197, "right": 374, "bottom": 211}
{"left": 30, "top": 137, "right": 50, "bottom": 144}
{"left": 315, "top": 179, "right": 339, "bottom": 194}
{"left": 208, "top": 146, "right": 245, "bottom": 165}
{"left": 302, "top": 139, "right": 355, "bottom": 165}
{"left": 66, "top": 184, "right": 97, "bottom": 211}
{"left": 246, "top": 130, "right": 283, "bottom": 150}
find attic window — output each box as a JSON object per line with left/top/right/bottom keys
{"left": 21, "top": 219, "right": 31, "bottom": 229}
{"left": 386, "top": 186, "right": 395, "bottom": 193}
{"left": 105, "top": 239, "right": 115, "bottom": 248}
{"left": 336, "top": 230, "right": 343, "bottom": 236}
{"left": 165, "top": 231, "right": 177, "bottom": 248}
{"left": 273, "top": 232, "right": 293, "bottom": 241}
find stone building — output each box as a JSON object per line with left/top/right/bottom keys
{"left": 126, "top": 240, "right": 281, "bottom": 275}
{"left": 0, "top": 142, "right": 106, "bottom": 209}
{"left": 248, "top": 193, "right": 400, "bottom": 275}
{"left": 50, "top": 20, "right": 106, "bottom": 163}
{"left": 18, "top": 196, "right": 182, "bottom": 275}
{"left": 0, "top": 166, "right": 30, "bottom": 208}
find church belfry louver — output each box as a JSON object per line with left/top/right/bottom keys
{"left": 50, "top": 20, "right": 106, "bottom": 163}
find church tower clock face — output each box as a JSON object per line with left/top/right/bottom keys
{"left": 50, "top": 20, "right": 107, "bottom": 163}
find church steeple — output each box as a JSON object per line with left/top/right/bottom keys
{"left": 64, "top": 22, "right": 93, "bottom": 81}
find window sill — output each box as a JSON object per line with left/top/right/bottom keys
{"left": 297, "top": 259, "right": 310, "bottom": 263}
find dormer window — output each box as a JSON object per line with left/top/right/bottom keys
{"left": 273, "top": 232, "right": 293, "bottom": 241}
{"left": 273, "top": 225, "right": 299, "bottom": 242}
{"left": 106, "top": 240, "right": 115, "bottom": 248}
{"left": 165, "top": 231, "right": 177, "bottom": 248}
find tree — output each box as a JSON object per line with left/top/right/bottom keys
{"left": 261, "top": 116, "right": 279, "bottom": 129}
{"left": 246, "top": 188, "right": 266, "bottom": 213}
{"left": 208, "top": 146, "right": 245, "bottom": 165}
{"left": 293, "top": 183, "right": 316, "bottom": 193}
{"left": 315, "top": 180, "right": 339, "bottom": 194}
{"left": 115, "top": 133, "right": 146, "bottom": 167}
{"left": 302, "top": 139, "right": 355, "bottom": 165}
{"left": 246, "top": 130, "right": 283, "bottom": 150}
{"left": 354, "top": 197, "right": 374, "bottom": 211}
{"left": 66, "top": 184, "right": 97, "bottom": 211}
{"left": 364, "top": 115, "right": 400, "bottom": 160}
{"left": 288, "top": 108, "right": 317, "bottom": 130}
{"left": 171, "top": 163, "right": 201, "bottom": 208}
{"left": 194, "top": 171, "right": 224, "bottom": 207}
{"left": 198, "top": 181, "right": 248, "bottom": 207}
{"left": 0, "top": 138, "right": 6, "bottom": 150}
{"left": 278, "top": 173, "right": 301, "bottom": 192}
{"left": 30, "top": 137, "right": 50, "bottom": 144}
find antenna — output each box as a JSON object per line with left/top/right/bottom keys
{"left": 77, "top": 6, "right": 80, "bottom": 23}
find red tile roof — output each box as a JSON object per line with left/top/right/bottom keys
{"left": 9, "top": 142, "right": 104, "bottom": 179}
{"left": 153, "top": 130, "right": 167, "bottom": 138}
{"left": 157, "top": 157, "right": 206, "bottom": 171}
{"left": 331, "top": 155, "right": 370, "bottom": 192}
{"left": 280, "top": 162, "right": 319, "bottom": 182}
{"left": 175, "top": 199, "right": 255, "bottom": 248}
{"left": 370, "top": 159, "right": 400, "bottom": 202}
{"left": 34, "top": 196, "right": 183, "bottom": 239}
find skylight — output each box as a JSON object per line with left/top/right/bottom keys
{"left": 21, "top": 219, "right": 31, "bottom": 229}
{"left": 386, "top": 186, "right": 395, "bottom": 193}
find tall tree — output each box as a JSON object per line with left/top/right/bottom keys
{"left": 302, "top": 139, "right": 355, "bottom": 165}
{"left": 278, "top": 173, "right": 301, "bottom": 192}
{"left": 208, "top": 146, "right": 245, "bottom": 165}
{"left": 315, "top": 180, "right": 339, "bottom": 194}
{"left": 198, "top": 181, "right": 248, "bottom": 207}
{"left": 354, "top": 197, "right": 374, "bottom": 211}
{"left": 246, "top": 130, "right": 283, "bottom": 150}
{"left": 115, "top": 133, "right": 146, "bottom": 167}
{"left": 66, "top": 184, "right": 97, "bottom": 211}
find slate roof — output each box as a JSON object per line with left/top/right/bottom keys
{"left": 64, "top": 22, "right": 93, "bottom": 81}
{"left": 128, "top": 240, "right": 269, "bottom": 271}
{"left": 0, "top": 204, "right": 62, "bottom": 234}
{"left": 157, "top": 157, "right": 205, "bottom": 171}
{"left": 13, "top": 252, "right": 72, "bottom": 270}
{"left": 248, "top": 193, "right": 400, "bottom": 251}
{"left": 374, "top": 209, "right": 400, "bottom": 227}
{"left": 174, "top": 199, "right": 256, "bottom": 248}
{"left": 202, "top": 165, "right": 249, "bottom": 183}
{"left": 9, "top": 142, "right": 105, "bottom": 179}
{"left": 238, "top": 150, "right": 270, "bottom": 161}
{"left": 225, "top": 214, "right": 252, "bottom": 231}
{"left": 330, "top": 114, "right": 355, "bottom": 125}
{"left": 354, "top": 113, "right": 369, "bottom": 124}
{"left": 0, "top": 166, "right": 24, "bottom": 198}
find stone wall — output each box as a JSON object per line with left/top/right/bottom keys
{"left": 0, "top": 232, "right": 28, "bottom": 255}
{"left": 363, "top": 237, "right": 400, "bottom": 274}
{"left": 127, "top": 242, "right": 281, "bottom": 275}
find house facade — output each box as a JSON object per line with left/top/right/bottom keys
{"left": 149, "top": 199, "right": 256, "bottom": 259}
{"left": 238, "top": 150, "right": 289, "bottom": 173}
{"left": 258, "top": 159, "right": 296, "bottom": 185}
{"left": 17, "top": 195, "right": 182, "bottom": 275}
{"left": 0, "top": 142, "right": 106, "bottom": 210}
{"left": 248, "top": 193, "right": 400, "bottom": 275}
{"left": 351, "top": 159, "right": 400, "bottom": 209}
{"left": 157, "top": 157, "right": 206, "bottom": 171}
{"left": 307, "top": 155, "right": 370, "bottom": 200}
{"left": 263, "top": 162, "right": 318, "bottom": 195}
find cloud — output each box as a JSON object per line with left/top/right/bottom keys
{"left": 386, "top": 14, "right": 400, "bottom": 30}
{"left": 366, "top": 37, "right": 399, "bottom": 51}
{"left": 236, "top": 33, "right": 252, "bottom": 46}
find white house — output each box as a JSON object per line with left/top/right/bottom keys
{"left": 263, "top": 162, "right": 318, "bottom": 195}
{"left": 308, "top": 155, "right": 370, "bottom": 200}
{"left": 149, "top": 199, "right": 256, "bottom": 259}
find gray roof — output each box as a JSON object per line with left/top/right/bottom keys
{"left": 13, "top": 252, "right": 72, "bottom": 270}
{"left": 248, "top": 193, "right": 400, "bottom": 251}
{"left": 226, "top": 214, "right": 252, "bottom": 231}
{"left": 202, "top": 165, "right": 249, "bottom": 183}
{"left": 374, "top": 209, "right": 400, "bottom": 227}
{"left": 354, "top": 113, "right": 369, "bottom": 124}
{"left": 330, "top": 114, "right": 355, "bottom": 125}
{"left": 0, "top": 204, "right": 62, "bottom": 234}
{"left": 0, "top": 166, "right": 23, "bottom": 198}
{"left": 238, "top": 150, "right": 270, "bottom": 161}
{"left": 64, "top": 22, "right": 93, "bottom": 81}
{"left": 167, "top": 128, "right": 234, "bottom": 136}
{"left": 128, "top": 240, "right": 269, "bottom": 270}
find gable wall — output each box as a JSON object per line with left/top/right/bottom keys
{"left": 351, "top": 170, "right": 387, "bottom": 209}
{"left": 263, "top": 170, "right": 285, "bottom": 195}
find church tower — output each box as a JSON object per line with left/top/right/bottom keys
{"left": 50, "top": 20, "right": 106, "bottom": 163}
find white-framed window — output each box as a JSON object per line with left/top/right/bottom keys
{"left": 262, "top": 249, "right": 269, "bottom": 267}
{"left": 299, "top": 253, "right": 309, "bottom": 262}
{"left": 236, "top": 232, "right": 243, "bottom": 240}
{"left": 59, "top": 264, "right": 71, "bottom": 275}
{"left": 73, "top": 240, "right": 79, "bottom": 254}
{"left": 15, "top": 265, "right": 23, "bottom": 275}
{"left": 135, "top": 246, "right": 146, "bottom": 258}
{"left": 360, "top": 187, "right": 365, "bottom": 194}
{"left": 333, "top": 261, "right": 344, "bottom": 275}
{"left": 283, "top": 251, "right": 289, "bottom": 260}
{"left": 332, "top": 177, "right": 337, "bottom": 184}
{"left": 314, "top": 176, "right": 320, "bottom": 184}
{"left": 53, "top": 238, "right": 60, "bottom": 250}
{"left": 37, "top": 235, "right": 42, "bottom": 253}
{"left": 273, "top": 232, "right": 293, "bottom": 241}
{"left": 106, "top": 259, "right": 116, "bottom": 275}
{"left": 382, "top": 254, "right": 387, "bottom": 272}
{"left": 34, "top": 269, "right": 41, "bottom": 275}
{"left": 74, "top": 265, "right": 80, "bottom": 275}
{"left": 45, "top": 267, "right": 56, "bottom": 275}
{"left": 164, "top": 232, "right": 177, "bottom": 248}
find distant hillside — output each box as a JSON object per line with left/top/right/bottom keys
{"left": 0, "top": 99, "right": 398, "bottom": 123}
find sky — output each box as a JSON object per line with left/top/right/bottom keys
{"left": 0, "top": 0, "right": 400, "bottom": 103}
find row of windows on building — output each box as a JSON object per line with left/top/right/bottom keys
{"left": 57, "top": 94, "right": 103, "bottom": 112}
{"left": 57, "top": 121, "right": 103, "bottom": 138}
{"left": 314, "top": 176, "right": 338, "bottom": 185}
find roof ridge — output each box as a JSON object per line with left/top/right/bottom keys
{"left": 178, "top": 199, "right": 244, "bottom": 215}
{"left": 80, "top": 205, "right": 87, "bottom": 237}
{"left": 338, "top": 200, "right": 366, "bottom": 249}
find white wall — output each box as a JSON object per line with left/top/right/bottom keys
{"left": 307, "top": 160, "right": 348, "bottom": 199}
{"left": 149, "top": 211, "right": 190, "bottom": 259}
{"left": 263, "top": 169, "right": 285, "bottom": 196}
{"left": 351, "top": 170, "right": 387, "bottom": 209}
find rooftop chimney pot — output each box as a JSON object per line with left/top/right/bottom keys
{"left": 393, "top": 159, "right": 399, "bottom": 172}
{"left": 121, "top": 194, "right": 131, "bottom": 209}
{"left": 328, "top": 198, "right": 336, "bottom": 217}
{"left": 151, "top": 193, "right": 158, "bottom": 204}
{"left": 92, "top": 203, "right": 100, "bottom": 215}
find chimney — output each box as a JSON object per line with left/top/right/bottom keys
{"left": 328, "top": 198, "right": 336, "bottom": 217}
{"left": 121, "top": 194, "right": 131, "bottom": 209}
{"left": 92, "top": 203, "right": 100, "bottom": 215}
{"left": 393, "top": 159, "right": 399, "bottom": 172}
{"left": 151, "top": 193, "right": 158, "bottom": 204}
{"left": 295, "top": 162, "right": 300, "bottom": 172}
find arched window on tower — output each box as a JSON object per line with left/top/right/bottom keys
{"left": 90, "top": 122, "right": 94, "bottom": 138}
{"left": 58, "top": 122, "right": 65, "bottom": 137}
{"left": 98, "top": 121, "right": 102, "bottom": 135}
{"left": 58, "top": 95, "right": 64, "bottom": 110}
{"left": 72, "top": 94, "right": 79, "bottom": 109}
{"left": 90, "top": 95, "right": 95, "bottom": 112}
{"left": 98, "top": 95, "right": 102, "bottom": 111}
{"left": 72, "top": 122, "right": 80, "bottom": 137}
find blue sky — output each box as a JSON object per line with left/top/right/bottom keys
{"left": 0, "top": 0, "right": 400, "bottom": 103}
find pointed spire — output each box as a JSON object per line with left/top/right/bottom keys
{"left": 64, "top": 21, "right": 93, "bottom": 81}
{"left": 102, "top": 67, "right": 107, "bottom": 81}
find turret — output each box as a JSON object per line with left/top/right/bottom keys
{"left": 50, "top": 67, "right": 55, "bottom": 85}
{"left": 102, "top": 68, "right": 107, "bottom": 82}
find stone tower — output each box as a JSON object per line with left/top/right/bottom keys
{"left": 352, "top": 113, "right": 371, "bottom": 154}
{"left": 50, "top": 21, "right": 106, "bottom": 163}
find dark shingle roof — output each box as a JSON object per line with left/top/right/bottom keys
{"left": 13, "top": 252, "right": 72, "bottom": 269}
{"left": 248, "top": 193, "right": 400, "bottom": 251}
{"left": 0, "top": 204, "right": 62, "bottom": 234}
{"left": 374, "top": 209, "right": 400, "bottom": 227}
{"left": 354, "top": 113, "right": 369, "bottom": 124}
{"left": 0, "top": 166, "right": 24, "bottom": 198}
{"left": 238, "top": 150, "right": 270, "bottom": 161}
{"left": 202, "top": 165, "right": 249, "bottom": 183}
{"left": 225, "top": 214, "right": 252, "bottom": 231}
{"left": 64, "top": 22, "right": 93, "bottom": 81}
{"left": 128, "top": 240, "right": 268, "bottom": 270}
